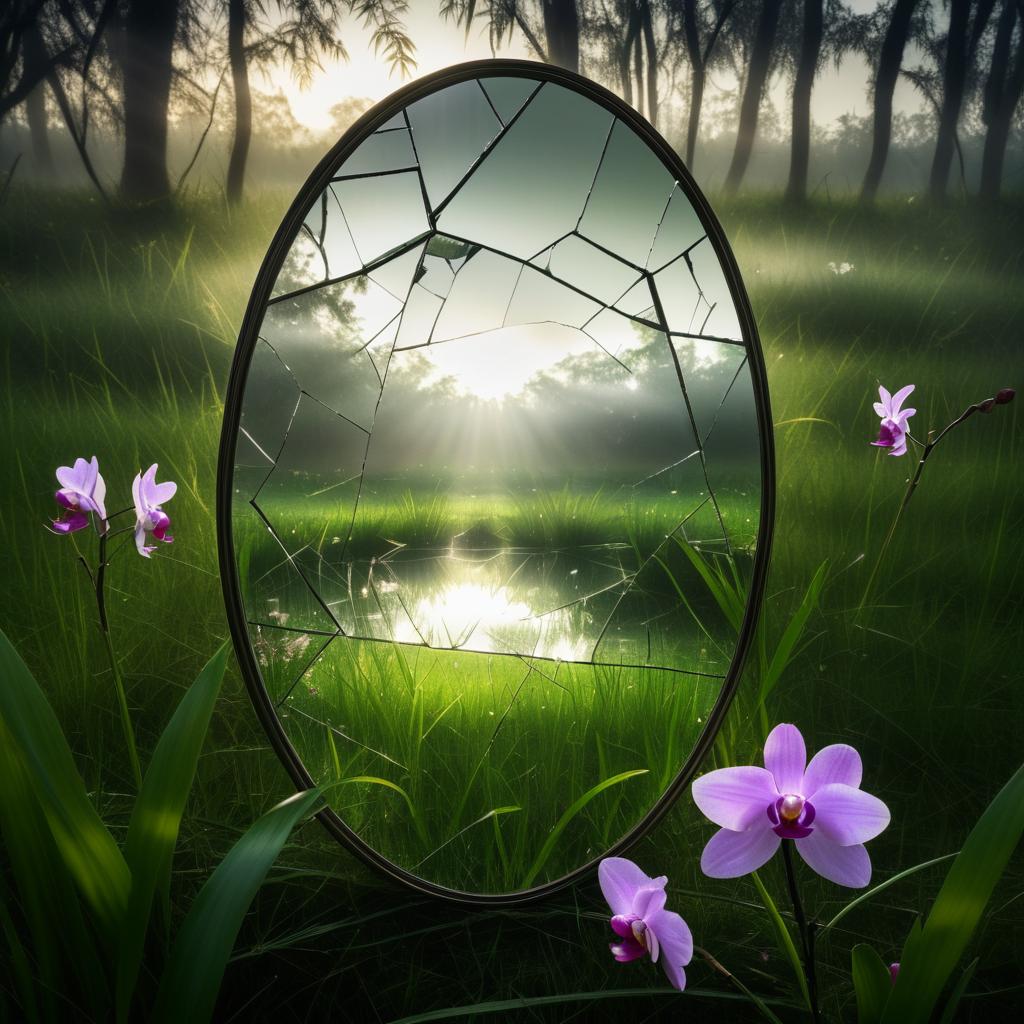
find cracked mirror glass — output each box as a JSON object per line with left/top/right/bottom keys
{"left": 226, "top": 71, "right": 768, "bottom": 895}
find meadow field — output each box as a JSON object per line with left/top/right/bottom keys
{"left": 1, "top": 189, "right": 1021, "bottom": 1020}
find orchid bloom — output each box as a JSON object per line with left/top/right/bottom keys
{"left": 691, "top": 724, "right": 890, "bottom": 888}
{"left": 598, "top": 857, "right": 693, "bottom": 991}
{"left": 871, "top": 384, "right": 916, "bottom": 457}
{"left": 132, "top": 464, "right": 177, "bottom": 558}
{"left": 51, "top": 456, "right": 107, "bottom": 534}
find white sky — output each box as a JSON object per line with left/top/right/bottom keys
{"left": 262, "top": 0, "right": 930, "bottom": 135}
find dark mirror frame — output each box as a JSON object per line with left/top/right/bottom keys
{"left": 217, "top": 58, "right": 776, "bottom": 906}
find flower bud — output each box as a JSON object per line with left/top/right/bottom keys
{"left": 889, "top": 962, "right": 900, "bottom": 984}
{"left": 995, "top": 387, "right": 1015, "bottom": 405}
{"left": 978, "top": 398, "right": 996, "bottom": 413}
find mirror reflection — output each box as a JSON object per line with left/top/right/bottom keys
{"left": 230, "top": 72, "right": 765, "bottom": 894}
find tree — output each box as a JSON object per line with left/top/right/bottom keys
{"left": 860, "top": 0, "right": 923, "bottom": 202}
{"left": 927, "top": 0, "right": 996, "bottom": 200}
{"left": 979, "top": 0, "right": 1024, "bottom": 199}
{"left": 668, "top": 0, "right": 736, "bottom": 169}
{"left": 117, "top": 0, "right": 181, "bottom": 201}
{"left": 442, "top": 0, "right": 580, "bottom": 71}
{"left": 22, "top": 20, "right": 53, "bottom": 173}
{"left": 224, "top": 1, "right": 414, "bottom": 204}
{"left": 723, "top": 0, "right": 783, "bottom": 194}
{"left": 784, "top": 0, "right": 823, "bottom": 201}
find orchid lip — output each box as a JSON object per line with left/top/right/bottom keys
{"left": 767, "top": 795, "right": 816, "bottom": 839}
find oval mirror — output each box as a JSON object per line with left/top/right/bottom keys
{"left": 219, "top": 60, "right": 774, "bottom": 901}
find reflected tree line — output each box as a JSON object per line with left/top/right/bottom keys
{"left": 1, "top": 0, "right": 1022, "bottom": 203}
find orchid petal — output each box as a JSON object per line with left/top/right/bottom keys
{"left": 691, "top": 766, "right": 778, "bottom": 830}
{"left": 810, "top": 783, "right": 890, "bottom": 845}
{"left": 700, "top": 825, "right": 780, "bottom": 878}
{"left": 877, "top": 385, "right": 892, "bottom": 412}
{"left": 599, "top": 858, "right": 659, "bottom": 917}
{"left": 610, "top": 915, "right": 634, "bottom": 939}
{"left": 149, "top": 480, "right": 177, "bottom": 504}
{"left": 647, "top": 907, "right": 693, "bottom": 983}
{"left": 889, "top": 384, "right": 915, "bottom": 415}
{"left": 632, "top": 884, "right": 667, "bottom": 921}
{"left": 134, "top": 524, "right": 153, "bottom": 558}
{"left": 803, "top": 744, "right": 862, "bottom": 797}
{"left": 796, "top": 832, "right": 872, "bottom": 888}
{"left": 764, "top": 723, "right": 806, "bottom": 795}
{"left": 645, "top": 920, "right": 660, "bottom": 963}
{"left": 872, "top": 401, "right": 887, "bottom": 418}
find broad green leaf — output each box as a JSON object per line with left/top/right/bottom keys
{"left": 851, "top": 943, "right": 891, "bottom": 1024}
{"left": 882, "top": 761, "right": 1024, "bottom": 1023}
{"left": 0, "top": 628, "right": 129, "bottom": 938}
{"left": 937, "top": 958, "right": 977, "bottom": 1024}
{"left": 116, "top": 643, "right": 229, "bottom": 1023}
{"left": 522, "top": 770, "right": 648, "bottom": 889}
{"left": 152, "top": 788, "right": 322, "bottom": 1024}
{"left": 0, "top": 721, "right": 109, "bottom": 1020}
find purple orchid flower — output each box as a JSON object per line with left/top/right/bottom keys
{"left": 598, "top": 857, "right": 693, "bottom": 991}
{"left": 51, "top": 456, "right": 107, "bottom": 534}
{"left": 691, "top": 724, "right": 890, "bottom": 888}
{"left": 870, "top": 384, "right": 916, "bottom": 457}
{"left": 132, "top": 464, "right": 177, "bottom": 558}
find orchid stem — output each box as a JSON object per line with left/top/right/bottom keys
{"left": 95, "top": 530, "right": 143, "bottom": 791}
{"left": 858, "top": 400, "right": 986, "bottom": 614}
{"left": 781, "top": 840, "right": 819, "bottom": 1024}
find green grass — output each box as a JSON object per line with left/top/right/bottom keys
{"left": 1, "top": 188, "right": 1022, "bottom": 1021}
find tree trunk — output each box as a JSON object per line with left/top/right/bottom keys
{"left": 623, "top": 4, "right": 640, "bottom": 108}
{"left": 723, "top": 0, "right": 782, "bottom": 195}
{"left": 682, "top": 0, "right": 703, "bottom": 168}
{"left": 541, "top": 0, "right": 580, "bottom": 72}
{"left": 640, "top": 0, "right": 658, "bottom": 127}
{"left": 979, "top": 1, "right": 1024, "bottom": 199}
{"left": 633, "top": 13, "right": 645, "bottom": 117}
{"left": 226, "top": 0, "right": 250, "bottom": 204}
{"left": 785, "top": 0, "right": 824, "bottom": 202}
{"left": 23, "top": 24, "right": 53, "bottom": 175}
{"left": 928, "top": 0, "right": 971, "bottom": 201}
{"left": 119, "top": 0, "right": 179, "bottom": 201}
{"left": 860, "top": 0, "right": 919, "bottom": 202}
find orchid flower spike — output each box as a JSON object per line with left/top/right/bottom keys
{"left": 692, "top": 723, "right": 890, "bottom": 888}
{"left": 871, "top": 384, "right": 916, "bottom": 457}
{"left": 51, "top": 456, "right": 107, "bottom": 534}
{"left": 598, "top": 857, "right": 693, "bottom": 990}
{"left": 132, "top": 464, "right": 177, "bottom": 558}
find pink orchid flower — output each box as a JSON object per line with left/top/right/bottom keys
{"left": 870, "top": 384, "right": 916, "bottom": 457}
{"left": 598, "top": 857, "right": 693, "bottom": 990}
{"left": 132, "top": 464, "right": 177, "bottom": 557}
{"left": 692, "top": 723, "right": 890, "bottom": 888}
{"left": 51, "top": 456, "right": 107, "bottom": 534}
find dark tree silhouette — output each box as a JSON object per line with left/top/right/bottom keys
{"left": 672, "top": 0, "right": 736, "bottom": 169}
{"left": 226, "top": 0, "right": 250, "bottom": 205}
{"left": 22, "top": 20, "right": 53, "bottom": 173}
{"left": 784, "top": 0, "right": 823, "bottom": 202}
{"left": 118, "top": 0, "right": 180, "bottom": 201}
{"left": 542, "top": 0, "right": 581, "bottom": 68}
{"left": 861, "top": 0, "right": 922, "bottom": 202}
{"left": 224, "top": 1, "right": 414, "bottom": 205}
{"left": 723, "top": 0, "right": 782, "bottom": 195}
{"left": 928, "top": 0, "right": 996, "bottom": 200}
{"left": 979, "top": 0, "right": 1024, "bottom": 199}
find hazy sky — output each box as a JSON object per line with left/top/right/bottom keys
{"left": 263, "top": 0, "right": 929, "bottom": 135}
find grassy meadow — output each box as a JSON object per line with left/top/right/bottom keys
{"left": 1, "top": 187, "right": 1022, "bottom": 1020}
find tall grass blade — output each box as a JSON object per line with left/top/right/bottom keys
{"left": 881, "top": 760, "right": 1024, "bottom": 1023}
{"left": 0, "top": 628, "right": 129, "bottom": 937}
{"left": 750, "top": 870, "right": 811, "bottom": 1010}
{"left": 152, "top": 787, "right": 322, "bottom": 1024}
{"left": 116, "top": 643, "right": 230, "bottom": 1022}
{"left": 522, "top": 769, "right": 648, "bottom": 888}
